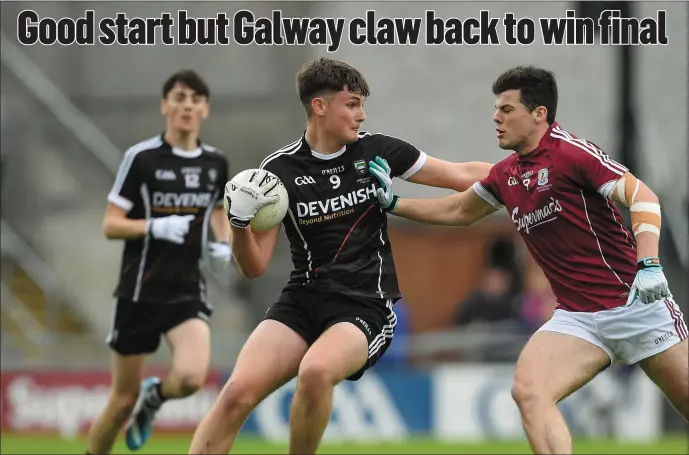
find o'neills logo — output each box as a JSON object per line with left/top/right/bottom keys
{"left": 512, "top": 197, "right": 563, "bottom": 234}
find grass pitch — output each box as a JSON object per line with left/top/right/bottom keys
{"left": 1, "top": 433, "right": 686, "bottom": 454}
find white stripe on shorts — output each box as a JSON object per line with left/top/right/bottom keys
{"left": 664, "top": 298, "right": 688, "bottom": 340}
{"left": 368, "top": 299, "right": 396, "bottom": 358}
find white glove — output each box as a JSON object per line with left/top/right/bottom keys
{"left": 368, "top": 156, "right": 399, "bottom": 212}
{"left": 225, "top": 169, "right": 279, "bottom": 228}
{"left": 147, "top": 214, "right": 195, "bottom": 244}
{"left": 208, "top": 241, "right": 232, "bottom": 271}
{"left": 630, "top": 257, "right": 671, "bottom": 304}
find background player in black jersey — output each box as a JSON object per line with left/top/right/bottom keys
{"left": 85, "top": 71, "right": 231, "bottom": 455}
{"left": 188, "top": 58, "right": 492, "bottom": 454}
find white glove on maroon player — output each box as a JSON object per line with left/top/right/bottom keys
{"left": 147, "top": 214, "right": 195, "bottom": 244}
{"left": 631, "top": 257, "right": 671, "bottom": 304}
{"left": 225, "top": 170, "right": 279, "bottom": 228}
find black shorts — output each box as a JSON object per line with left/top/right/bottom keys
{"left": 107, "top": 298, "right": 212, "bottom": 356}
{"left": 264, "top": 284, "right": 398, "bottom": 381}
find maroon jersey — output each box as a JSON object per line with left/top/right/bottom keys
{"left": 473, "top": 122, "right": 637, "bottom": 312}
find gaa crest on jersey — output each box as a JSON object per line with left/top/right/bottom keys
{"left": 538, "top": 168, "right": 549, "bottom": 186}
{"left": 537, "top": 168, "right": 552, "bottom": 192}
{"left": 353, "top": 160, "right": 367, "bottom": 175}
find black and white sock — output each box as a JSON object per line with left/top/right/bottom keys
{"left": 144, "top": 382, "right": 167, "bottom": 409}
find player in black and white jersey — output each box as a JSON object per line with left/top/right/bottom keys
{"left": 86, "top": 71, "right": 231, "bottom": 455}
{"left": 188, "top": 58, "right": 492, "bottom": 454}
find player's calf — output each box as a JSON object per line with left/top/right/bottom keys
{"left": 188, "top": 320, "right": 308, "bottom": 454}
{"left": 290, "top": 365, "right": 340, "bottom": 455}
{"left": 86, "top": 389, "right": 138, "bottom": 454}
{"left": 511, "top": 330, "right": 611, "bottom": 454}
{"left": 189, "top": 374, "right": 280, "bottom": 454}
{"left": 289, "top": 322, "right": 369, "bottom": 454}
{"left": 87, "top": 353, "right": 145, "bottom": 454}
{"left": 511, "top": 361, "right": 575, "bottom": 454}
{"left": 106, "top": 390, "right": 140, "bottom": 424}
{"left": 131, "top": 316, "right": 209, "bottom": 450}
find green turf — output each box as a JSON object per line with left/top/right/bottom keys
{"left": 1, "top": 434, "right": 687, "bottom": 454}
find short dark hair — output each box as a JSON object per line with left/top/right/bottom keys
{"left": 296, "top": 58, "right": 370, "bottom": 114}
{"left": 492, "top": 66, "right": 558, "bottom": 124}
{"left": 162, "top": 70, "right": 210, "bottom": 99}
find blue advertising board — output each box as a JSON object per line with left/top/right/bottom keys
{"left": 226, "top": 368, "right": 432, "bottom": 442}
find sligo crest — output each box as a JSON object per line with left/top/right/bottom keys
{"left": 353, "top": 159, "right": 367, "bottom": 175}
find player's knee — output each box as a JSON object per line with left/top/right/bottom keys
{"left": 218, "top": 379, "right": 260, "bottom": 418}
{"left": 511, "top": 373, "right": 545, "bottom": 409}
{"left": 297, "top": 361, "right": 337, "bottom": 393}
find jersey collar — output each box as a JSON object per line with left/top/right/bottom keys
{"left": 160, "top": 133, "right": 203, "bottom": 159}
{"left": 311, "top": 146, "right": 347, "bottom": 160}
{"left": 517, "top": 121, "right": 558, "bottom": 161}
{"left": 299, "top": 131, "right": 350, "bottom": 160}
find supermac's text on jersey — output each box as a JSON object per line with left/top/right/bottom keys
{"left": 18, "top": 9, "right": 668, "bottom": 50}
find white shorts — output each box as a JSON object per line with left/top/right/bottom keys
{"left": 538, "top": 297, "right": 687, "bottom": 364}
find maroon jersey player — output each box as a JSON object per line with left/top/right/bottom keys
{"left": 368, "top": 66, "right": 687, "bottom": 454}
{"left": 474, "top": 121, "right": 640, "bottom": 313}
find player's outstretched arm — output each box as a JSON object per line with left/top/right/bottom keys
{"left": 391, "top": 189, "right": 497, "bottom": 226}
{"left": 406, "top": 156, "right": 493, "bottom": 192}
{"left": 602, "top": 172, "right": 669, "bottom": 303}
{"left": 369, "top": 156, "right": 497, "bottom": 226}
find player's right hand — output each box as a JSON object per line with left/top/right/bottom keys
{"left": 369, "top": 156, "right": 399, "bottom": 212}
{"left": 147, "top": 214, "right": 195, "bottom": 244}
{"left": 631, "top": 257, "right": 671, "bottom": 304}
{"left": 225, "top": 169, "right": 279, "bottom": 228}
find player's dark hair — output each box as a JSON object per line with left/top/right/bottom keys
{"left": 162, "top": 70, "right": 210, "bottom": 99}
{"left": 492, "top": 66, "right": 557, "bottom": 124}
{"left": 296, "top": 57, "right": 370, "bottom": 115}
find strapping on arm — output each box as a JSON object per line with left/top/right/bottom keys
{"left": 598, "top": 173, "right": 661, "bottom": 237}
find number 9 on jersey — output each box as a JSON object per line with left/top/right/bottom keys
{"left": 225, "top": 169, "right": 289, "bottom": 232}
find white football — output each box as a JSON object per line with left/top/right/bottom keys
{"left": 225, "top": 169, "right": 289, "bottom": 232}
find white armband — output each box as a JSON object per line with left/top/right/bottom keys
{"left": 630, "top": 201, "right": 662, "bottom": 237}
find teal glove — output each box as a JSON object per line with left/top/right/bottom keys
{"left": 369, "top": 156, "right": 399, "bottom": 212}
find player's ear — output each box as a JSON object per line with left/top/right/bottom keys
{"left": 533, "top": 106, "right": 547, "bottom": 124}
{"left": 160, "top": 98, "right": 168, "bottom": 117}
{"left": 201, "top": 101, "right": 210, "bottom": 120}
{"left": 311, "top": 97, "right": 327, "bottom": 117}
